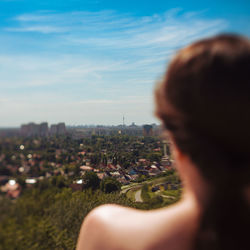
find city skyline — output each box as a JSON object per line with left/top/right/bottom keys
{"left": 0, "top": 121, "right": 159, "bottom": 129}
{"left": 0, "top": 0, "right": 249, "bottom": 126}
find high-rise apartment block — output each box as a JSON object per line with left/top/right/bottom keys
{"left": 143, "top": 125, "right": 153, "bottom": 136}
{"left": 50, "top": 123, "right": 66, "bottom": 136}
{"left": 20, "top": 122, "right": 66, "bottom": 137}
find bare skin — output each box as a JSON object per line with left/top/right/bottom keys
{"left": 76, "top": 145, "right": 211, "bottom": 250}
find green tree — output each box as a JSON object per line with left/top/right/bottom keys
{"left": 51, "top": 176, "right": 67, "bottom": 188}
{"left": 100, "top": 177, "right": 121, "bottom": 193}
{"left": 147, "top": 152, "right": 162, "bottom": 162}
{"left": 83, "top": 171, "right": 100, "bottom": 190}
{"left": 141, "top": 184, "right": 150, "bottom": 202}
{"left": 17, "top": 176, "right": 26, "bottom": 189}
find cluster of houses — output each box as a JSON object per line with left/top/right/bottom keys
{"left": 0, "top": 153, "right": 173, "bottom": 198}
{"left": 0, "top": 136, "right": 173, "bottom": 199}
{"left": 76, "top": 157, "right": 173, "bottom": 186}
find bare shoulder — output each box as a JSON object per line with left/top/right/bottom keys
{"left": 77, "top": 200, "right": 199, "bottom": 250}
{"left": 76, "top": 204, "right": 143, "bottom": 250}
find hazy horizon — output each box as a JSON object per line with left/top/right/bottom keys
{"left": 0, "top": 121, "right": 160, "bottom": 129}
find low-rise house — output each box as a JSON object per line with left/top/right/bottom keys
{"left": 116, "top": 164, "right": 122, "bottom": 170}
{"left": 85, "top": 159, "right": 91, "bottom": 166}
{"left": 129, "top": 169, "right": 137, "bottom": 175}
{"left": 97, "top": 172, "right": 107, "bottom": 180}
{"left": 1, "top": 180, "right": 21, "bottom": 199}
{"left": 110, "top": 171, "right": 121, "bottom": 178}
{"left": 78, "top": 151, "right": 86, "bottom": 156}
{"left": 149, "top": 165, "right": 161, "bottom": 174}
{"left": 124, "top": 174, "right": 132, "bottom": 181}
{"left": 130, "top": 174, "right": 139, "bottom": 181}
{"left": 138, "top": 158, "right": 147, "bottom": 166}
{"left": 117, "top": 176, "right": 129, "bottom": 185}
{"left": 80, "top": 166, "right": 93, "bottom": 171}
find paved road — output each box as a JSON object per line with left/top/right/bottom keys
{"left": 134, "top": 189, "right": 143, "bottom": 202}
{"left": 121, "top": 176, "right": 175, "bottom": 202}
{"left": 161, "top": 194, "right": 175, "bottom": 200}
{"left": 121, "top": 177, "right": 167, "bottom": 194}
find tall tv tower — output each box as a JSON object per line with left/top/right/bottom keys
{"left": 123, "top": 115, "right": 125, "bottom": 127}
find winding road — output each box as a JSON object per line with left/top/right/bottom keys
{"left": 134, "top": 189, "right": 143, "bottom": 202}
{"left": 121, "top": 176, "right": 176, "bottom": 203}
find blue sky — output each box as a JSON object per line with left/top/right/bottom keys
{"left": 0, "top": 0, "right": 249, "bottom": 127}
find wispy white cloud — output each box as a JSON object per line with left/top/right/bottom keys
{"left": 6, "top": 25, "right": 68, "bottom": 33}
{"left": 0, "top": 54, "right": 128, "bottom": 87}
{"left": 0, "top": 9, "right": 228, "bottom": 126}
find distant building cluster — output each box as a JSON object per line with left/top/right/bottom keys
{"left": 143, "top": 125, "right": 153, "bottom": 136}
{"left": 50, "top": 123, "right": 67, "bottom": 136}
{"left": 69, "top": 123, "right": 161, "bottom": 139}
{"left": 20, "top": 122, "right": 66, "bottom": 137}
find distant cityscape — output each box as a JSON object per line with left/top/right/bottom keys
{"left": 0, "top": 121, "right": 177, "bottom": 200}
{"left": 0, "top": 122, "right": 162, "bottom": 138}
